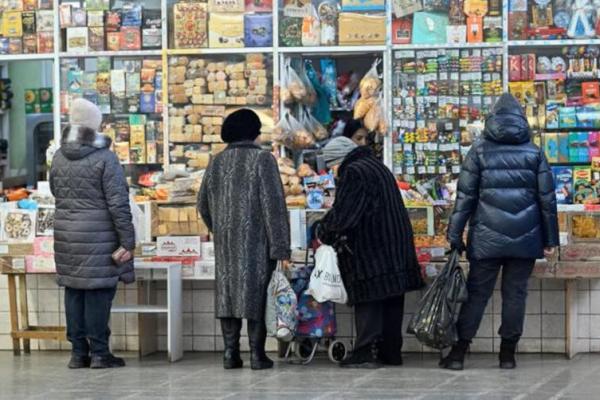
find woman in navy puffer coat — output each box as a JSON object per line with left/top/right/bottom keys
{"left": 441, "top": 93, "right": 559, "bottom": 371}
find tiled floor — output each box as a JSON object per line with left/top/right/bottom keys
{"left": 2, "top": 352, "right": 600, "bottom": 399}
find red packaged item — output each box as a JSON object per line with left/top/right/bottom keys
{"left": 582, "top": 82, "right": 600, "bottom": 104}
{"left": 106, "top": 11, "right": 122, "bottom": 32}
{"left": 121, "top": 27, "right": 141, "bottom": 50}
{"left": 508, "top": 11, "right": 528, "bottom": 40}
{"left": 37, "top": 32, "right": 54, "bottom": 53}
{"left": 509, "top": 55, "right": 521, "bottom": 81}
{"left": 107, "top": 32, "right": 121, "bottom": 51}
{"left": 392, "top": 17, "right": 412, "bottom": 44}
{"left": 520, "top": 54, "right": 529, "bottom": 82}
{"left": 526, "top": 54, "right": 536, "bottom": 80}
{"left": 245, "top": 0, "right": 272, "bottom": 12}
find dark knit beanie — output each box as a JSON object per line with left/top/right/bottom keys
{"left": 342, "top": 119, "right": 364, "bottom": 139}
{"left": 221, "top": 109, "right": 262, "bottom": 143}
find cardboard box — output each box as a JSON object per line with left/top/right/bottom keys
{"left": 201, "top": 242, "right": 214, "bottom": 260}
{"left": 33, "top": 237, "right": 54, "bottom": 257}
{"left": 157, "top": 236, "right": 201, "bottom": 257}
{"left": 25, "top": 255, "right": 55, "bottom": 273}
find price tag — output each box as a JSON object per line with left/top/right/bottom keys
{"left": 427, "top": 166, "right": 437, "bottom": 174}
{"left": 417, "top": 166, "right": 426, "bottom": 174}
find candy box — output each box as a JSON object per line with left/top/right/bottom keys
{"left": 2, "top": 209, "right": 36, "bottom": 243}
{"left": 25, "top": 256, "right": 56, "bottom": 274}
{"left": 36, "top": 9, "right": 54, "bottom": 31}
{"left": 120, "top": 27, "right": 141, "bottom": 50}
{"left": 339, "top": 13, "right": 386, "bottom": 45}
{"left": 66, "top": 27, "right": 88, "bottom": 53}
{"left": 22, "top": 12, "right": 36, "bottom": 35}
{"left": 33, "top": 236, "right": 54, "bottom": 256}
{"left": 3, "top": 11, "right": 22, "bottom": 37}
{"left": 209, "top": 13, "right": 244, "bottom": 48}
{"left": 558, "top": 132, "right": 569, "bottom": 163}
{"left": 173, "top": 2, "right": 208, "bottom": 48}
{"left": 392, "top": 17, "right": 413, "bottom": 44}
{"left": 8, "top": 38, "right": 22, "bottom": 54}
{"left": 342, "top": 0, "right": 385, "bottom": 11}
{"left": 88, "top": 27, "right": 105, "bottom": 51}
{"left": 559, "top": 107, "right": 577, "bottom": 129}
{"left": 543, "top": 132, "right": 558, "bottom": 163}
{"left": 208, "top": 0, "right": 244, "bottom": 13}
{"left": 446, "top": 25, "right": 466, "bottom": 43}
{"left": 244, "top": 14, "right": 272, "bottom": 47}
{"left": 412, "top": 12, "right": 448, "bottom": 44}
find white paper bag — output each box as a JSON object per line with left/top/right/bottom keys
{"left": 307, "top": 245, "right": 347, "bottom": 304}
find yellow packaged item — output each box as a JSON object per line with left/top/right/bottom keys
{"left": 3, "top": 11, "right": 22, "bottom": 38}
{"left": 209, "top": 13, "right": 244, "bottom": 48}
{"left": 338, "top": 13, "right": 385, "bottom": 45}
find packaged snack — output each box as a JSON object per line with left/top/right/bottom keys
{"left": 174, "top": 2, "right": 208, "bottom": 48}
{"left": 412, "top": 12, "right": 448, "bottom": 44}
{"left": 23, "top": 34, "right": 37, "bottom": 53}
{"left": 22, "top": 12, "right": 35, "bottom": 35}
{"left": 72, "top": 8, "right": 87, "bottom": 27}
{"left": 3, "top": 11, "right": 22, "bottom": 37}
{"left": 244, "top": 14, "right": 273, "bottom": 47}
{"left": 36, "top": 9, "right": 54, "bottom": 31}
{"left": 338, "top": 13, "right": 385, "bottom": 45}
{"left": 106, "top": 32, "right": 121, "bottom": 51}
{"left": 143, "top": 28, "right": 162, "bottom": 49}
{"left": 319, "top": 1, "right": 338, "bottom": 45}
{"left": 66, "top": 27, "right": 89, "bottom": 53}
{"left": 552, "top": 167, "right": 573, "bottom": 204}
{"left": 23, "top": 0, "right": 37, "bottom": 11}
{"left": 121, "top": 27, "right": 141, "bottom": 50}
{"left": 121, "top": 2, "right": 142, "bottom": 26}
{"left": 209, "top": 0, "right": 244, "bottom": 13}
{"left": 245, "top": 0, "right": 272, "bottom": 12}
{"left": 422, "top": 0, "right": 450, "bottom": 11}
{"left": 88, "top": 27, "right": 105, "bottom": 51}
{"left": 279, "top": 16, "right": 303, "bottom": 47}
{"left": 105, "top": 11, "right": 121, "bottom": 32}
{"left": 393, "top": 0, "right": 422, "bottom": 18}
{"left": 209, "top": 13, "right": 244, "bottom": 48}
{"left": 3, "top": 210, "right": 36, "bottom": 243}
{"left": 8, "top": 38, "right": 22, "bottom": 54}
{"left": 543, "top": 132, "right": 559, "bottom": 163}
{"left": 87, "top": 10, "right": 104, "bottom": 27}
{"left": 36, "top": 32, "right": 53, "bottom": 53}
{"left": 302, "top": 6, "right": 320, "bottom": 47}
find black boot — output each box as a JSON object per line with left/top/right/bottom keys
{"left": 439, "top": 339, "right": 470, "bottom": 371}
{"left": 499, "top": 339, "right": 517, "bottom": 369}
{"left": 247, "top": 320, "right": 274, "bottom": 370}
{"left": 220, "top": 318, "right": 243, "bottom": 370}
{"left": 340, "top": 342, "right": 383, "bottom": 369}
{"left": 90, "top": 354, "right": 125, "bottom": 369}
{"left": 68, "top": 354, "right": 91, "bottom": 369}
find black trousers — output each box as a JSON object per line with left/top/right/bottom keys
{"left": 64, "top": 287, "right": 117, "bottom": 357}
{"left": 457, "top": 258, "right": 535, "bottom": 342}
{"left": 354, "top": 295, "right": 405, "bottom": 362}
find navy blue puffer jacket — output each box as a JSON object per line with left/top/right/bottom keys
{"left": 447, "top": 94, "right": 559, "bottom": 260}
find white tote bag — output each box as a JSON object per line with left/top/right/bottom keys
{"left": 307, "top": 245, "right": 348, "bottom": 304}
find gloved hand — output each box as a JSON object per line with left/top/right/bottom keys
{"left": 450, "top": 240, "right": 466, "bottom": 255}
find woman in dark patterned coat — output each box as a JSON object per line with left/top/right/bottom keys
{"left": 198, "top": 109, "right": 291, "bottom": 370}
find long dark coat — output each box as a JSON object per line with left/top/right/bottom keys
{"left": 50, "top": 126, "right": 135, "bottom": 289}
{"left": 447, "top": 93, "right": 559, "bottom": 260}
{"left": 320, "top": 146, "right": 424, "bottom": 305}
{"left": 198, "top": 142, "right": 291, "bottom": 320}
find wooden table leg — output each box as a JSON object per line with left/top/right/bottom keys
{"left": 565, "top": 279, "right": 578, "bottom": 359}
{"left": 18, "top": 275, "right": 30, "bottom": 354}
{"left": 7, "top": 275, "right": 20, "bottom": 355}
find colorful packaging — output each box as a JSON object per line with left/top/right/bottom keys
{"left": 8, "top": 38, "right": 22, "bottom": 54}
{"left": 87, "top": 10, "right": 105, "bottom": 27}
{"left": 39, "top": 88, "right": 52, "bottom": 113}
{"left": 392, "top": 17, "right": 413, "bottom": 44}
{"left": 140, "top": 92, "right": 156, "bottom": 113}
{"left": 37, "top": 32, "right": 54, "bottom": 53}
{"left": 3, "top": 11, "right": 23, "bottom": 37}
{"left": 568, "top": 132, "right": 579, "bottom": 162}
{"left": 173, "top": 2, "right": 208, "bottom": 48}
{"left": 412, "top": 12, "right": 448, "bottom": 44}
{"left": 36, "top": 9, "right": 54, "bottom": 31}
{"left": 573, "top": 167, "right": 594, "bottom": 204}
{"left": 509, "top": 55, "right": 521, "bottom": 81}
{"left": 142, "top": 28, "right": 162, "bottom": 49}
{"left": 121, "top": 2, "right": 142, "bottom": 26}
{"left": 552, "top": 167, "right": 573, "bottom": 205}
{"left": 244, "top": 14, "right": 273, "bottom": 47}
{"left": 342, "top": 0, "right": 385, "bottom": 11}
{"left": 558, "top": 132, "right": 569, "bottom": 163}
{"left": 544, "top": 132, "right": 558, "bottom": 163}
{"left": 88, "top": 27, "right": 105, "bottom": 51}
{"left": 66, "top": 27, "right": 88, "bottom": 53}
{"left": 208, "top": 0, "right": 244, "bottom": 13}
{"left": 466, "top": 16, "right": 483, "bottom": 42}
{"left": 508, "top": 11, "right": 528, "bottom": 40}
{"left": 279, "top": 16, "right": 302, "bottom": 47}
{"left": 559, "top": 107, "right": 577, "bottom": 129}
{"left": 339, "top": 13, "right": 386, "bottom": 45}
{"left": 209, "top": 13, "right": 244, "bottom": 48}
{"left": 22, "top": 12, "right": 36, "bottom": 35}
{"left": 23, "top": 34, "right": 37, "bottom": 53}
{"left": 106, "top": 32, "right": 121, "bottom": 51}
{"left": 120, "top": 27, "right": 141, "bottom": 50}
{"left": 245, "top": 0, "right": 272, "bottom": 12}
{"left": 579, "top": 132, "right": 590, "bottom": 162}
{"left": 24, "top": 89, "right": 40, "bottom": 114}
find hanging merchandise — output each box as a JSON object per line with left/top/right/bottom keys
{"left": 298, "top": 63, "right": 318, "bottom": 105}
{"left": 407, "top": 250, "right": 467, "bottom": 350}
{"left": 282, "top": 62, "right": 308, "bottom": 104}
{"left": 275, "top": 111, "right": 316, "bottom": 150}
{"left": 300, "top": 107, "right": 329, "bottom": 141}
{"left": 354, "top": 61, "right": 382, "bottom": 120}
{"left": 305, "top": 60, "right": 332, "bottom": 124}
{"left": 321, "top": 58, "right": 339, "bottom": 108}
{"left": 265, "top": 262, "right": 298, "bottom": 341}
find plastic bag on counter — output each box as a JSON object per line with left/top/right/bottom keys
{"left": 407, "top": 250, "right": 467, "bottom": 350}
{"left": 276, "top": 111, "right": 316, "bottom": 150}
{"left": 300, "top": 107, "right": 329, "bottom": 141}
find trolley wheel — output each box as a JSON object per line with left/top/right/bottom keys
{"left": 295, "top": 338, "right": 316, "bottom": 361}
{"left": 328, "top": 340, "right": 348, "bottom": 363}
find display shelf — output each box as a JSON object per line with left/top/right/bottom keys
{"left": 166, "top": 48, "right": 275, "bottom": 56}
{"left": 0, "top": 54, "right": 55, "bottom": 62}
{"left": 279, "top": 46, "right": 386, "bottom": 54}
{"left": 392, "top": 43, "right": 504, "bottom": 51}
{"left": 508, "top": 39, "right": 600, "bottom": 47}
{"left": 59, "top": 50, "right": 163, "bottom": 58}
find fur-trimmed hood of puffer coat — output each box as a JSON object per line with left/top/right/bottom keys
{"left": 50, "top": 125, "right": 135, "bottom": 289}
{"left": 447, "top": 94, "right": 559, "bottom": 260}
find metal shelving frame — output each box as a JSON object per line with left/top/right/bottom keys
{"left": 0, "top": 0, "right": 589, "bottom": 173}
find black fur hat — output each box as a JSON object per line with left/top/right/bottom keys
{"left": 221, "top": 109, "right": 262, "bottom": 143}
